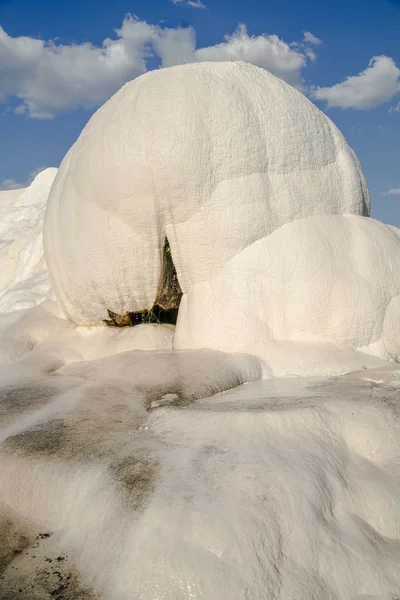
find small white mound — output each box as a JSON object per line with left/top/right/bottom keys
{"left": 0, "top": 168, "right": 57, "bottom": 313}
{"left": 0, "top": 300, "right": 177, "bottom": 382}
{"left": 44, "top": 61, "right": 369, "bottom": 326}
{"left": 175, "top": 215, "right": 400, "bottom": 364}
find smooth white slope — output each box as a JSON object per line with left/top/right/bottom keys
{"left": 1, "top": 334, "right": 400, "bottom": 599}
{"left": 0, "top": 168, "right": 57, "bottom": 313}
{"left": 175, "top": 215, "right": 400, "bottom": 363}
{"left": 0, "top": 187, "right": 25, "bottom": 209}
{"left": 44, "top": 61, "right": 370, "bottom": 326}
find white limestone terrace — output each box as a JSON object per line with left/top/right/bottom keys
{"left": 1, "top": 61, "right": 400, "bottom": 598}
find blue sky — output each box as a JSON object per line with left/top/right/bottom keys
{"left": 0, "top": 0, "right": 399, "bottom": 224}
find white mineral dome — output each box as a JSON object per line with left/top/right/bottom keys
{"left": 175, "top": 214, "right": 400, "bottom": 364}
{"left": 44, "top": 61, "right": 370, "bottom": 327}
{"left": 0, "top": 168, "right": 57, "bottom": 313}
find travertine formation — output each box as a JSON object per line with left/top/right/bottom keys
{"left": 2, "top": 61, "right": 400, "bottom": 600}
{"left": 0, "top": 168, "right": 57, "bottom": 313}
{"left": 43, "top": 61, "right": 396, "bottom": 364}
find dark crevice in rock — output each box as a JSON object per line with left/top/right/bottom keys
{"left": 103, "top": 238, "right": 182, "bottom": 328}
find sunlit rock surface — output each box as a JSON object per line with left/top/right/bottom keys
{"left": 0, "top": 168, "right": 57, "bottom": 314}
{"left": 1, "top": 312, "right": 400, "bottom": 599}
{"left": 176, "top": 215, "right": 400, "bottom": 363}
{"left": 44, "top": 61, "right": 370, "bottom": 332}
{"left": 2, "top": 62, "right": 400, "bottom": 599}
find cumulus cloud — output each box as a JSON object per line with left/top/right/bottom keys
{"left": 312, "top": 55, "right": 400, "bottom": 109}
{"left": 0, "top": 167, "right": 47, "bottom": 190}
{"left": 389, "top": 102, "right": 400, "bottom": 113}
{"left": 194, "top": 24, "right": 308, "bottom": 81}
{"left": 0, "top": 16, "right": 316, "bottom": 119}
{"left": 381, "top": 188, "right": 400, "bottom": 196}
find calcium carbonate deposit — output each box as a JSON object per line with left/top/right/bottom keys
{"left": 0, "top": 168, "right": 57, "bottom": 314}
{"left": 1, "top": 61, "right": 400, "bottom": 599}
{"left": 44, "top": 61, "right": 370, "bottom": 327}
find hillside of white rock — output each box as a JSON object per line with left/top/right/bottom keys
{"left": 1, "top": 62, "right": 400, "bottom": 599}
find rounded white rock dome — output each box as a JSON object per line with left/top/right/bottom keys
{"left": 44, "top": 61, "right": 370, "bottom": 327}
{"left": 174, "top": 214, "right": 400, "bottom": 363}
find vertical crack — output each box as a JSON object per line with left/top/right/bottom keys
{"left": 103, "top": 237, "right": 182, "bottom": 327}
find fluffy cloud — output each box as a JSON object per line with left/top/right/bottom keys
{"left": 0, "top": 16, "right": 316, "bottom": 119}
{"left": 389, "top": 102, "right": 400, "bottom": 113}
{"left": 312, "top": 56, "right": 400, "bottom": 109}
{"left": 0, "top": 167, "right": 46, "bottom": 190}
{"left": 194, "top": 24, "right": 308, "bottom": 82}
{"left": 381, "top": 188, "right": 400, "bottom": 196}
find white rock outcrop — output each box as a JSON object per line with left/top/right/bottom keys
{"left": 44, "top": 62, "right": 370, "bottom": 325}
{"left": 0, "top": 168, "right": 57, "bottom": 313}
{"left": 175, "top": 215, "right": 400, "bottom": 363}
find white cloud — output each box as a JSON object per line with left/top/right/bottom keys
{"left": 303, "top": 31, "right": 322, "bottom": 45}
{"left": 305, "top": 48, "right": 317, "bottom": 62}
{"left": 290, "top": 31, "right": 321, "bottom": 63}
{"left": 171, "top": 0, "right": 206, "bottom": 7}
{"left": 187, "top": 0, "right": 207, "bottom": 7}
{"left": 312, "top": 55, "right": 400, "bottom": 109}
{"left": 0, "top": 16, "right": 316, "bottom": 119}
{"left": 0, "top": 167, "right": 47, "bottom": 190}
{"left": 389, "top": 102, "right": 400, "bottom": 113}
{"left": 381, "top": 188, "right": 400, "bottom": 196}
{"left": 194, "top": 24, "right": 307, "bottom": 84}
